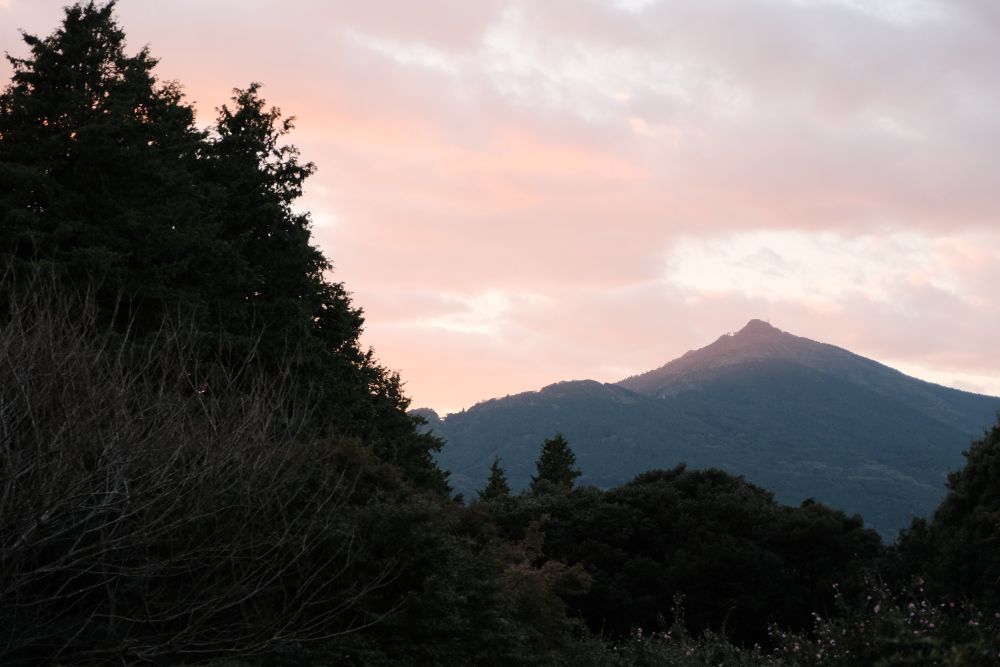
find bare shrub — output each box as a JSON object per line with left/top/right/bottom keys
{"left": 0, "top": 279, "right": 396, "bottom": 664}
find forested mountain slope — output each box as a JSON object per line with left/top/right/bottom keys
{"left": 431, "top": 321, "right": 1000, "bottom": 537}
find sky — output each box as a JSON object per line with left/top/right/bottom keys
{"left": 3, "top": 0, "right": 999, "bottom": 414}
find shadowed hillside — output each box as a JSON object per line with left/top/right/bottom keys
{"left": 432, "top": 321, "right": 1000, "bottom": 537}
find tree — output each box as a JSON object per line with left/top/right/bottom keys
{"left": 205, "top": 83, "right": 346, "bottom": 350}
{"left": 0, "top": 1, "right": 239, "bottom": 332}
{"left": 530, "top": 433, "right": 581, "bottom": 493}
{"left": 479, "top": 456, "right": 512, "bottom": 502}
{"left": 501, "top": 465, "right": 882, "bottom": 646}
{"left": 0, "top": 1, "right": 446, "bottom": 492}
{"left": 923, "top": 415, "right": 1000, "bottom": 609}
{"left": 204, "top": 83, "right": 446, "bottom": 490}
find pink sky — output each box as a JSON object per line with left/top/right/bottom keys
{"left": 4, "top": 0, "right": 999, "bottom": 413}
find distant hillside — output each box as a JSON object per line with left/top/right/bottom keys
{"left": 429, "top": 321, "right": 1000, "bottom": 538}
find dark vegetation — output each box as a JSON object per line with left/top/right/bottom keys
{"left": 1, "top": 3, "right": 998, "bottom": 664}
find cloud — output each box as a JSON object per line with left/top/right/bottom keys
{"left": 3, "top": 0, "right": 999, "bottom": 411}
{"left": 355, "top": 226, "right": 1000, "bottom": 412}
{"left": 662, "top": 230, "right": 998, "bottom": 306}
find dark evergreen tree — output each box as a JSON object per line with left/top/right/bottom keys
{"left": 530, "top": 433, "right": 581, "bottom": 493}
{"left": 0, "top": 1, "right": 446, "bottom": 492}
{"left": 479, "top": 456, "right": 512, "bottom": 502}
{"left": 0, "top": 2, "right": 246, "bottom": 333}
{"left": 205, "top": 83, "right": 341, "bottom": 348}
{"left": 203, "top": 84, "right": 446, "bottom": 490}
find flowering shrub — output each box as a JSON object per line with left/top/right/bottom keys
{"left": 768, "top": 580, "right": 1000, "bottom": 666}
{"left": 573, "top": 583, "right": 999, "bottom": 666}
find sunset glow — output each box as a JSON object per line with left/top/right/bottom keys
{"left": 4, "top": 0, "right": 998, "bottom": 413}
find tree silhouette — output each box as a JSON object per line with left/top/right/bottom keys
{"left": 0, "top": 1, "right": 446, "bottom": 491}
{"left": 530, "top": 433, "right": 581, "bottom": 493}
{"left": 479, "top": 456, "right": 512, "bottom": 501}
{"left": 0, "top": 0, "right": 236, "bottom": 331}
{"left": 924, "top": 415, "right": 1000, "bottom": 609}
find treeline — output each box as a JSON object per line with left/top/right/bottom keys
{"left": 475, "top": 433, "right": 1000, "bottom": 665}
{"left": 1, "top": 3, "right": 998, "bottom": 665}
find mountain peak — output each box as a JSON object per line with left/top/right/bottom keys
{"left": 737, "top": 319, "right": 782, "bottom": 337}
{"left": 618, "top": 320, "right": 811, "bottom": 396}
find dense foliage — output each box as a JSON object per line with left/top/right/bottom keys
{"left": 0, "top": 0, "right": 444, "bottom": 492}
{"left": 488, "top": 464, "right": 883, "bottom": 646}
{"left": 891, "top": 418, "right": 1000, "bottom": 615}
{"left": 3, "top": 3, "right": 999, "bottom": 665}
{"left": 924, "top": 419, "right": 1000, "bottom": 610}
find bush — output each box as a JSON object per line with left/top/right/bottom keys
{"left": 0, "top": 280, "right": 592, "bottom": 665}
{"left": 0, "top": 282, "right": 400, "bottom": 663}
{"left": 768, "top": 579, "right": 1000, "bottom": 666}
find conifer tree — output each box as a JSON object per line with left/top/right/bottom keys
{"left": 0, "top": 0, "right": 237, "bottom": 331}
{"left": 0, "top": 1, "right": 447, "bottom": 492}
{"left": 205, "top": 84, "right": 356, "bottom": 350}
{"left": 530, "top": 433, "right": 581, "bottom": 493}
{"left": 479, "top": 456, "right": 512, "bottom": 501}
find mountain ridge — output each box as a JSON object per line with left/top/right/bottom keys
{"left": 616, "top": 320, "right": 994, "bottom": 432}
{"left": 425, "top": 321, "right": 1000, "bottom": 538}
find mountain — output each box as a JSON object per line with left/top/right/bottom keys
{"left": 429, "top": 320, "right": 1000, "bottom": 538}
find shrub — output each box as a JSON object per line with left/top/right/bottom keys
{"left": 0, "top": 282, "right": 396, "bottom": 663}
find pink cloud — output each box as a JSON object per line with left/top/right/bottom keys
{"left": 3, "top": 0, "right": 999, "bottom": 411}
